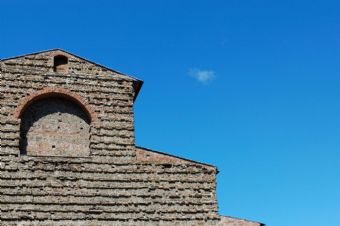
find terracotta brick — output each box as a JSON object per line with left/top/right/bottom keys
{"left": 13, "top": 87, "right": 98, "bottom": 122}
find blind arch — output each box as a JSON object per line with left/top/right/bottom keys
{"left": 19, "top": 97, "right": 91, "bottom": 157}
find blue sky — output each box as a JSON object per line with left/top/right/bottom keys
{"left": 1, "top": 1, "right": 340, "bottom": 225}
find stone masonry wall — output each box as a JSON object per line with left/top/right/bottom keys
{"left": 0, "top": 50, "right": 137, "bottom": 160}
{"left": 0, "top": 50, "right": 221, "bottom": 225}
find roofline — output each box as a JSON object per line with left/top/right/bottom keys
{"left": 220, "top": 215, "right": 265, "bottom": 226}
{"left": 1, "top": 48, "right": 61, "bottom": 61}
{"left": 0, "top": 48, "right": 144, "bottom": 102}
{"left": 136, "top": 146, "right": 218, "bottom": 172}
{"left": 133, "top": 80, "right": 144, "bottom": 102}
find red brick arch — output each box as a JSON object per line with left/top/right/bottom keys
{"left": 14, "top": 87, "right": 97, "bottom": 122}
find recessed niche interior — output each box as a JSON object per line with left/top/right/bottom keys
{"left": 19, "top": 97, "right": 90, "bottom": 157}
{"left": 53, "top": 55, "right": 68, "bottom": 73}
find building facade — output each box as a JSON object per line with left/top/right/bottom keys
{"left": 0, "top": 49, "right": 263, "bottom": 226}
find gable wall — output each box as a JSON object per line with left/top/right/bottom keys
{"left": 0, "top": 50, "right": 136, "bottom": 160}
{"left": 0, "top": 50, "right": 220, "bottom": 225}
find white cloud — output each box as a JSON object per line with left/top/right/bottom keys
{"left": 189, "top": 68, "right": 215, "bottom": 84}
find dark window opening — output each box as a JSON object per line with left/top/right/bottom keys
{"left": 53, "top": 55, "right": 68, "bottom": 73}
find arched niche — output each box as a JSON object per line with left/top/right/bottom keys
{"left": 19, "top": 97, "right": 90, "bottom": 157}
{"left": 16, "top": 88, "right": 96, "bottom": 157}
